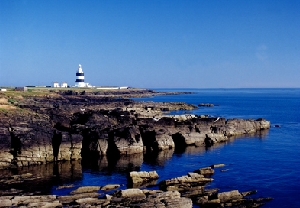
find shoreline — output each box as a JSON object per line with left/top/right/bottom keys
{"left": 0, "top": 88, "right": 272, "bottom": 207}
{"left": 0, "top": 166, "right": 272, "bottom": 207}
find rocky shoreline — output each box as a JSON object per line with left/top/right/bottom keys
{"left": 0, "top": 89, "right": 270, "bottom": 169}
{"left": 0, "top": 166, "right": 272, "bottom": 207}
{"left": 0, "top": 88, "right": 272, "bottom": 206}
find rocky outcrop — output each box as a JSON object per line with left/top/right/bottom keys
{"left": 158, "top": 165, "right": 272, "bottom": 207}
{"left": 129, "top": 171, "right": 159, "bottom": 187}
{"left": 0, "top": 164, "right": 272, "bottom": 207}
{"left": 0, "top": 92, "right": 270, "bottom": 169}
{"left": 159, "top": 171, "right": 213, "bottom": 192}
{"left": 221, "top": 118, "right": 271, "bottom": 136}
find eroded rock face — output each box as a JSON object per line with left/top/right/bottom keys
{"left": 0, "top": 93, "right": 270, "bottom": 169}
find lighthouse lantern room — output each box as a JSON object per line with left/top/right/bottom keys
{"left": 75, "top": 64, "right": 85, "bottom": 87}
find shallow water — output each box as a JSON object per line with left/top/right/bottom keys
{"left": 1, "top": 88, "right": 299, "bottom": 207}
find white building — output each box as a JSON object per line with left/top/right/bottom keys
{"left": 53, "top": 82, "right": 60, "bottom": 88}
{"left": 61, "top": 82, "right": 68, "bottom": 88}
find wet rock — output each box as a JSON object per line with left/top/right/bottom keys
{"left": 114, "top": 188, "right": 145, "bottom": 198}
{"left": 159, "top": 173, "right": 213, "bottom": 191}
{"left": 217, "top": 190, "right": 243, "bottom": 203}
{"left": 101, "top": 184, "right": 120, "bottom": 191}
{"left": 75, "top": 198, "right": 109, "bottom": 206}
{"left": 195, "top": 167, "right": 215, "bottom": 176}
{"left": 241, "top": 190, "right": 257, "bottom": 197}
{"left": 129, "top": 171, "right": 159, "bottom": 185}
{"left": 198, "top": 103, "right": 214, "bottom": 107}
{"left": 203, "top": 188, "right": 219, "bottom": 196}
{"left": 138, "top": 190, "right": 193, "bottom": 208}
{"left": 196, "top": 196, "right": 208, "bottom": 204}
{"left": 111, "top": 188, "right": 147, "bottom": 205}
{"left": 56, "top": 184, "right": 74, "bottom": 190}
{"left": 0, "top": 172, "right": 272, "bottom": 208}
{"left": 70, "top": 186, "right": 101, "bottom": 195}
{"left": 211, "top": 164, "right": 225, "bottom": 168}
{"left": 58, "top": 193, "right": 100, "bottom": 204}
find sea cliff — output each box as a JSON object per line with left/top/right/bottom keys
{"left": 0, "top": 89, "right": 270, "bottom": 169}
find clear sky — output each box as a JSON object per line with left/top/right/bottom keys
{"left": 1, "top": 0, "right": 299, "bottom": 88}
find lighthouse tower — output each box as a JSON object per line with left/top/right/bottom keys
{"left": 75, "top": 64, "right": 85, "bottom": 87}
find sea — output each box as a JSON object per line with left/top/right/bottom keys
{"left": 11, "top": 88, "right": 300, "bottom": 207}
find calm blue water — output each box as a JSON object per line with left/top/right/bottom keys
{"left": 53, "top": 88, "right": 300, "bottom": 208}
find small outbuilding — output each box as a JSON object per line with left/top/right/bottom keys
{"left": 61, "top": 82, "right": 68, "bottom": 88}
{"left": 53, "top": 82, "right": 60, "bottom": 88}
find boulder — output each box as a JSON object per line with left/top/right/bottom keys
{"left": 159, "top": 174, "right": 213, "bottom": 191}
{"left": 195, "top": 167, "right": 214, "bottom": 176}
{"left": 129, "top": 171, "right": 159, "bottom": 187}
{"left": 211, "top": 164, "right": 225, "bottom": 168}
{"left": 217, "top": 190, "right": 243, "bottom": 203}
{"left": 114, "top": 188, "right": 146, "bottom": 198}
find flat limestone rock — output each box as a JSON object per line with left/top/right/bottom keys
{"left": 75, "top": 198, "right": 108, "bottom": 205}
{"left": 70, "top": 186, "right": 101, "bottom": 195}
{"left": 0, "top": 199, "right": 12, "bottom": 207}
{"left": 187, "top": 172, "right": 204, "bottom": 178}
{"left": 116, "top": 188, "right": 145, "bottom": 198}
{"left": 26, "top": 201, "right": 62, "bottom": 208}
{"left": 101, "top": 184, "right": 120, "bottom": 190}
{"left": 217, "top": 190, "right": 243, "bottom": 203}
{"left": 129, "top": 171, "right": 159, "bottom": 185}
{"left": 130, "top": 171, "right": 159, "bottom": 179}
{"left": 199, "top": 167, "right": 215, "bottom": 175}
{"left": 211, "top": 164, "right": 225, "bottom": 168}
{"left": 58, "top": 193, "right": 100, "bottom": 203}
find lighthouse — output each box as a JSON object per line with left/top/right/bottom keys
{"left": 75, "top": 64, "right": 85, "bottom": 87}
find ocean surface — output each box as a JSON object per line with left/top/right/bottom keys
{"left": 47, "top": 89, "right": 300, "bottom": 207}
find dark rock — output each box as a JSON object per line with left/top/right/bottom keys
{"left": 198, "top": 103, "right": 215, "bottom": 107}
{"left": 0, "top": 91, "right": 270, "bottom": 169}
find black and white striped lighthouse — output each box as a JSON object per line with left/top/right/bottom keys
{"left": 75, "top": 64, "right": 85, "bottom": 87}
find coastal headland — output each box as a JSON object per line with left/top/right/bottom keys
{"left": 0, "top": 87, "right": 271, "bottom": 207}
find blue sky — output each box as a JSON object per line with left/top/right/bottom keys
{"left": 1, "top": 0, "right": 299, "bottom": 88}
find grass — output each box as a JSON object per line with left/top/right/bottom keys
{"left": 0, "top": 86, "right": 147, "bottom": 101}
{"left": 8, "top": 98, "right": 17, "bottom": 103}
{"left": 0, "top": 108, "right": 8, "bottom": 113}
